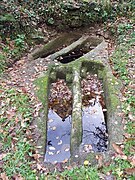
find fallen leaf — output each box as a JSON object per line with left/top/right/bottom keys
{"left": 84, "top": 160, "right": 89, "bottom": 166}
{"left": 128, "top": 155, "right": 135, "bottom": 166}
{"left": 112, "top": 143, "right": 124, "bottom": 155}
{"left": 96, "top": 155, "right": 103, "bottom": 168}
{"left": 13, "top": 175, "right": 24, "bottom": 180}
{"left": 128, "top": 84, "right": 135, "bottom": 90}
{"left": 21, "top": 87, "right": 27, "bottom": 93}
{"left": 1, "top": 172, "right": 9, "bottom": 180}
{"left": 62, "top": 158, "right": 68, "bottom": 163}
{"left": 128, "top": 113, "right": 134, "bottom": 120}
{"left": 15, "top": 117, "right": 19, "bottom": 124}
{"left": 0, "top": 153, "right": 7, "bottom": 160}
{"left": 56, "top": 163, "right": 64, "bottom": 172}
{"left": 66, "top": 165, "right": 73, "bottom": 170}
{"left": 0, "top": 89, "right": 4, "bottom": 93}
{"left": 124, "top": 168, "right": 135, "bottom": 175}
{"left": 116, "top": 154, "right": 127, "bottom": 160}
{"left": 49, "top": 146, "right": 56, "bottom": 151}
{"left": 64, "top": 148, "right": 70, "bottom": 152}
{"left": 48, "top": 151, "right": 54, "bottom": 155}
{"left": 56, "top": 150, "right": 60, "bottom": 154}
{"left": 33, "top": 153, "right": 41, "bottom": 160}
{"left": 58, "top": 140, "right": 62, "bottom": 145}
{"left": 84, "top": 144, "right": 92, "bottom": 152}
{"left": 48, "top": 119, "right": 53, "bottom": 123}
{"left": 7, "top": 109, "right": 16, "bottom": 119}
{"left": 37, "top": 163, "right": 42, "bottom": 171}
{"left": 21, "top": 121, "right": 26, "bottom": 128}
{"left": 124, "top": 133, "right": 131, "bottom": 138}
{"left": 52, "top": 126, "right": 56, "bottom": 131}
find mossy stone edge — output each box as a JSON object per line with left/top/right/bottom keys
{"left": 34, "top": 58, "right": 123, "bottom": 166}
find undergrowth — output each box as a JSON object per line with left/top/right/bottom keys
{"left": 102, "top": 21, "right": 135, "bottom": 179}
{"left": 0, "top": 34, "right": 27, "bottom": 74}
{"left": 0, "top": 88, "right": 36, "bottom": 179}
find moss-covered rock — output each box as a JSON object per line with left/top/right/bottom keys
{"left": 34, "top": 42, "right": 123, "bottom": 166}
{"left": 31, "top": 33, "right": 81, "bottom": 60}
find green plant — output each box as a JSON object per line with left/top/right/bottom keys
{"left": 0, "top": 54, "right": 6, "bottom": 74}
{"left": 47, "top": 166, "right": 99, "bottom": 180}
{"left": 47, "top": 17, "right": 55, "bottom": 25}
{"left": 105, "top": 20, "right": 135, "bottom": 179}
{"left": 0, "top": 87, "right": 36, "bottom": 179}
{"left": 14, "top": 34, "right": 26, "bottom": 50}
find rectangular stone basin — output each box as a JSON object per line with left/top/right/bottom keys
{"left": 35, "top": 58, "right": 123, "bottom": 165}
{"left": 45, "top": 67, "right": 73, "bottom": 164}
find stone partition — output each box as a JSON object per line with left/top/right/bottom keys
{"left": 34, "top": 55, "right": 123, "bottom": 166}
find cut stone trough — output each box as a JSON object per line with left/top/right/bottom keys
{"left": 34, "top": 35, "right": 124, "bottom": 167}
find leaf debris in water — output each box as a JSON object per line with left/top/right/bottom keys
{"left": 49, "top": 146, "right": 56, "bottom": 151}
{"left": 52, "top": 126, "right": 56, "bottom": 131}
{"left": 58, "top": 140, "right": 62, "bottom": 145}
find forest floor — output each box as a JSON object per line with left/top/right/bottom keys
{"left": 0, "top": 20, "right": 135, "bottom": 179}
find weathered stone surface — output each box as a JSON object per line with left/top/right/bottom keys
{"left": 30, "top": 33, "right": 103, "bottom": 62}
{"left": 71, "top": 64, "right": 82, "bottom": 156}
{"left": 31, "top": 33, "right": 81, "bottom": 60}
{"left": 34, "top": 72, "right": 50, "bottom": 159}
{"left": 50, "top": 35, "right": 89, "bottom": 60}
{"left": 34, "top": 36, "right": 123, "bottom": 167}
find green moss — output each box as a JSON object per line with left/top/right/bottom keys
{"left": 70, "top": 57, "right": 121, "bottom": 113}
{"left": 34, "top": 74, "right": 49, "bottom": 106}
{"left": 34, "top": 57, "right": 123, "bottom": 163}
{"left": 71, "top": 112, "right": 82, "bottom": 152}
{"left": 99, "top": 68, "right": 121, "bottom": 112}
{"left": 85, "top": 153, "right": 97, "bottom": 165}
{"left": 34, "top": 72, "right": 51, "bottom": 157}
{"left": 66, "top": 73, "right": 73, "bottom": 83}
{"left": 32, "top": 33, "right": 81, "bottom": 59}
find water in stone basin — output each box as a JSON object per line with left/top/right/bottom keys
{"left": 57, "top": 50, "right": 83, "bottom": 64}
{"left": 82, "top": 101, "right": 107, "bottom": 153}
{"left": 45, "top": 74, "right": 108, "bottom": 163}
{"left": 81, "top": 74, "right": 108, "bottom": 153}
{"left": 45, "top": 109, "right": 71, "bottom": 163}
{"left": 45, "top": 79, "right": 72, "bottom": 163}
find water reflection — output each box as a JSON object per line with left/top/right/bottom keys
{"left": 45, "top": 109, "right": 71, "bottom": 163}
{"left": 82, "top": 100, "right": 108, "bottom": 152}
